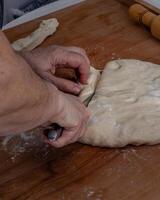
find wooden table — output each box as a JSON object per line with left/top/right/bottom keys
{"left": 1, "top": 0, "right": 160, "bottom": 199}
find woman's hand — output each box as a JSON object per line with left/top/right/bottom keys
{"left": 21, "top": 45, "right": 90, "bottom": 94}
{"left": 46, "top": 89, "right": 90, "bottom": 148}
{"left": 19, "top": 45, "right": 91, "bottom": 147}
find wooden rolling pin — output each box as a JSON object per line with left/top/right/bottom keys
{"left": 129, "top": 3, "right": 160, "bottom": 40}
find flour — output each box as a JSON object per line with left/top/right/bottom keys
{"left": 0, "top": 130, "right": 50, "bottom": 161}
{"left": 83, "top": 187, "right": 103, "bottom": 200}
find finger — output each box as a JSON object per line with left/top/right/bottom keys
{"left": 51, "top": 76, "right": 82, "bottom": 94}
{"left": 70, "top": 121, "right": 86, "bottom": 143}
{"left": 53, "top": 45, "right": 90, "bottom": 64}
{"left": 50, "top": 46, "right": 90, "bottom": 84}
{"left": 62, "top": 51, "right": 90, "bottom": 84}
{"left": 48, "top": 127, "right": 80, "bottom": 148}
{"left": 43, "top": 72, "right": 82, "bottom": 94}
{"left": 63, "top": 112, "right": 90, "bottom": 144}
{"left": 63, "top": 46, "right": 90, "bottom": 65}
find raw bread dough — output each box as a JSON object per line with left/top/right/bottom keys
{"left": 80, "top": 59, "right": 160, "bottom": 147}
{"left": 79, "top": 66, "right": 101, "bottom": 106}
{"left": 12, "top": 18, "right": 59, "bottom": 51}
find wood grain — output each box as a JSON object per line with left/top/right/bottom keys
{"left": 1, "top": 0, "right": 160, "bottom": 199}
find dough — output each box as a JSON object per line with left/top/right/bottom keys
{"left": 79, "top": 66, "right": 101, "bottom": 106}
{"left": 80, "top": 59, "right": 160, "bottom": 147}
{"left": 12, "top": 18, "right": 59, "bottom": 51}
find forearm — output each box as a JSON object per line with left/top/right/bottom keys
{"left": 0, "top": 31, "right": 59, "bottom": 136}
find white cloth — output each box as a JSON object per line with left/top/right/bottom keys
{"left": 3, "top": 0, "right": 30, "bottom": 24}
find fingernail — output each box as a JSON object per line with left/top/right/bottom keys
{"left": 74, "top": 86, "right": 81, "bottom": 93}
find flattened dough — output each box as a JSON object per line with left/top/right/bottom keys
{"left": 80, "top": 59, "right": 160, "bottom": 147}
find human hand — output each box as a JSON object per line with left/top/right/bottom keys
{"left": 45, "top": 88, "right": 90, "bottom": 148}
{"left": 21, "top": 45, "right": 90, "bottom": 94}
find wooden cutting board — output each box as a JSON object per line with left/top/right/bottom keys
{"left": 1, "top": 0, "right": 160, "bottom": 199}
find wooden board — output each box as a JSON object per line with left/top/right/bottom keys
{"left": 136, "top": 0, "right": 160, "bottom": 14}
{"left": 1, "top": 0, "right": 160, "bottom": 199}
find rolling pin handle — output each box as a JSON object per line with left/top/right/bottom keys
{"left": 129, "top": 4, "right": 160, "bottom": 40}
